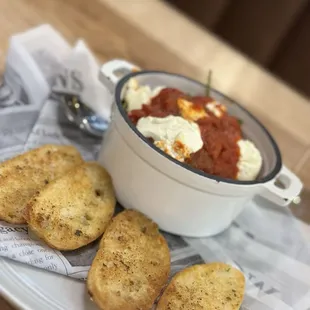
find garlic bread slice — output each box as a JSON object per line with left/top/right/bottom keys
{"left": 0, "top": 144, "right": 83, "bottom": 224}
{"left": 157, "top": 263, "right": 245, "bottom": 310}
{"left": 25, "top": 162, "right": 116, "bottom": 250}
{"left": 87, "top": 209, "right": 171, "bottom": 310}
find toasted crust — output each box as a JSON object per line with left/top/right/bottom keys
{"left": 157, "top": 263, "right": 245, "bottom": 310}
{"left": 87, "top": 210, "right": 171, "bottom": 310}
{"left": 25, "top": 162, "right": 116, "bottom": 250}
{"left": 0, "top": 144, "right": 83, "bottom": 224}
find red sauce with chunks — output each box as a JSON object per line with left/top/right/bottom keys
{"left": 128, "top": 88, "right": 242, "bottom": 179}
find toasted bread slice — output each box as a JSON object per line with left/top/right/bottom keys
{"left": 25, "top": 162, "right": 116, "bottom": 250}
{"left": 157, "top": 263, "right": 245, "bottom": 310}
{"left": 0, "top": 144, "right": 83, "bottom": 224}
{"left": 87, "top": 209, "right": 171, "bottom": 310}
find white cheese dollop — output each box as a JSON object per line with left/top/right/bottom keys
{"left": 237, "top": 139, "right": 262, "bottom": 181}
{"left": 206, "top": 101, "right": 227, "bottom": 118}
{"left": 137, "top": 115, "right": 203, "bottom": 161}
{"left": 125, "top": 78, "right": 164, "bottom": 111}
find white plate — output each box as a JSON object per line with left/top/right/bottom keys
{"left": 0, "top": 197, "right": 306, "bottom": 310}
{"left": 0, "top": 257, "right": 97, "bottom": 310}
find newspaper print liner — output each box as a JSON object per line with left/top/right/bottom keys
{"left": 0, "top": 67, "right": 309, "bottom": 309}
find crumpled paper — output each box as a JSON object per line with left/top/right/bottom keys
{"left": 53, "top": 39, "right": 113, "bottom": 122}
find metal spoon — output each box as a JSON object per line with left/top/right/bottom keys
{"left": 55, "top": 93, "right": 109, "bottom": 137}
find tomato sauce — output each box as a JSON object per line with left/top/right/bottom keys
{"left": 128, "top": 88, "right": 242, "bottom": 179}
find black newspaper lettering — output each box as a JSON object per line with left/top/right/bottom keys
{"left": 12, "top": 242, "right": 25, "bottom": 248}
{"left": 245, "top": 231, "right": 255, "bottom": 239}
{"left": 71, "top": 70, "right": 83, "bottom": 92}
{"left": 29, "top": 257, "right": 44, "bottom": 265}
{"left": 19, "top": 249, "right": 34, "bottom": 257}
{"left": 37, "top": 248, "right": 49, "bottom": 253}
{"left": 3, "top": 236, "right": 14, "bottom": 241}
{"left": 45, "top": 263, "right": 57, "bottom": 271}
{"left": 254, "top": 281, "right": 264, "bottom": 291}
{"left": 248, "top": 272, "right": 256, "bottom": 281}
{"left": 0, "top": 227, "right": 28, "bottom": 234}
{"left": 51, "top": 263, "right": 57, "bottom": 270}
{"left": 45, "top": 254, "right": 54, "bottom": 260}
{"left": 14, "top": 227, "right": 28, "bottom": 234}
{"left": 42, "top": 128, "right": 61, "bottom": 140}
{"left": 55, "top": 70, "right": 69, "bottom": 88}
{"left": 264, "top": 287, "right": 279, "bottom": 295}
{"left": 12, "top": 241, "right": 36, "bottom": 248}
{"left": 0, "top": 245, "right": 8, "bottom": 252}
{"left": 231, "top": 260, "right": 244, "bottom": 273}
{"left": 0, "top": 227, "right": 8, "bottom": 234}
{"left": 15, "top": 236, "right": 29, "bottom": 241}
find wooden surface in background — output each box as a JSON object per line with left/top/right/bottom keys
{"left": 0, "top": 0, "right": 309, "bottom": 309}
{"left": 166, "top": 0, "right": 310, "bottom": 98}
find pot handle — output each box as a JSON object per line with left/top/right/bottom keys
{"left": 261, "top": 165, "right": 303, "bottom": 206}
{"left": 98, "top": 59, "right": 140, "bottom": 92}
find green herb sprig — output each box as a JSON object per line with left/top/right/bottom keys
{"left": 205, "top": 70, "right": 213, "bottom": 97}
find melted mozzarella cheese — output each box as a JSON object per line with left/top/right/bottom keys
{"left": 137, "top": 115, "right": 203, "bottom": 161}
{"left": 237, "top": 139, "right": 262, "bottom": 181}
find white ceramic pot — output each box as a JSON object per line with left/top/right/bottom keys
{"left": 97, "top": 60, "right": 303, "bottom": 237}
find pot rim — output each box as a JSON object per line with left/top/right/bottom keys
{"left": 114, "top": 70, "right": 282, "bottom": 186}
